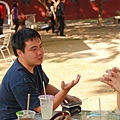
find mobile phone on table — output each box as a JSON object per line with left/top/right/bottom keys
{"left": 62, "top": 101, "right": 82, "bottom": 108}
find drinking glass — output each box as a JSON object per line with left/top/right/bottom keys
{"left": 16, "top": 110, "right": 36, "bottom": 120}
{"left": 38, "top": 95, "right": 54, "bottom": 120}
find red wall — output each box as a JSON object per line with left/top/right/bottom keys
{"left": 0, "top": 4, "right": 6, "bottom": 18}
{"left": 65, "top": 0, "right": 120, "bottom": 19}
{"left": 2, "top": 0, "right": 120, "bottom": 21}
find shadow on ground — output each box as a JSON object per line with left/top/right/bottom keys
{"left": 0, "top": 19, "right": 120, "bottom": 110}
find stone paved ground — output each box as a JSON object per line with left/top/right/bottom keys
{"left": 0, "top": 19, "right": 120, "bottom": 112}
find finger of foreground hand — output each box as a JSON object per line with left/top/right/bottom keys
{"left": 66, "top": 95, "right": 82, "bottom": 102}
{"left": 100, "top": 78, "right": 113, "bottom": 86}
{"left": 112, "top": 67, "right": 120, "bottom": 73}
{"left": 102, "top": 74, "right": 109, "bottom": 78}
{"left": 100, "top": 78, "right": 107, "bottom": 84}
{"left": 61, "top": 81, "right": 74, "bottom": 90}
{"left": 73, "top": 96, "right": 82, "bottom": 102}
{"left": 100, "top": 77, "right": 111, "bottom": 84}
{"left": 73, "top": 74, "right": 81, "bottom": 84}
{"left": 100, "top": 78, "right": 104, "bottom": 82}
{"left": 106, "top": 67, "right": 120, "bottom": 73}
{"left": 106, "top": 69, "right": 112, "bottom": 73}
{"left": 77, "top": 74, "right": 81, "bottom": 80}
{"left": 102, "top": 74, "right": 113, "bottom": 79}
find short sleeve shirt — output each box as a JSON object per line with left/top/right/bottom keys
{"left": 12, "top": 6, "right": 18, "bottom": 19}
{"left": 0, "top": 59, "right": 49, "bottom": 119}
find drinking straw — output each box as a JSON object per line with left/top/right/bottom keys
{"left": 99, "top": 97, "right": 101, "bottom": 114}
{"left": 27, "top": 93, "right": 30, "bottom": 115}
{"left": 42, "top": 81, "right": 46, "bottom": 98}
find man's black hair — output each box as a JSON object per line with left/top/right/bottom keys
{"left": 11, "top": 28, "right": 41, "bottom": 56}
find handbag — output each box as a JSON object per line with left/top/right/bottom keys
{"left": 46, "top": 10, "right": 52, "bottom": 17}
{"left": 62, "top": 101, "right": 82, "bottom": 115}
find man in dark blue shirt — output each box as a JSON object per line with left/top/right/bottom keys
{"left": 0, "top": 28, "right": 81, "bottom": 119}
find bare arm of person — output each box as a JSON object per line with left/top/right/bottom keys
{"left": 46, "top": 84, "right": 59, "bottom": 95}
{"left": 46, "top": 75, "right": 82, "bottom": 103}
{"left": 50, "top": 6, "right": 56, "bottom": 19}
{"left": 34, "top": 74, "right": 80, "bottom": 112}
{"left": 117, "top": 92, "right": 120, "bottom": 110}
{"left": 33, "top": 88, "right": 69, "bottom": 112}
{"left": 11, "top": 9, "right": 14, "bottom": 19}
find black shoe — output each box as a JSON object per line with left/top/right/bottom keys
{"left": 60, "top": 34, "right": 66, "bottom": 36}
{"left": 46, "top": 27, "right": 51, "bottom": 32}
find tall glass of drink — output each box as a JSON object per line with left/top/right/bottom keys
{"left": 38, "top": 95, "right": 54, "bottom": 119}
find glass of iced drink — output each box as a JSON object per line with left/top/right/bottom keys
{"left": 38, "top": 95, "right": 54, "bottom": 119}
{"left": 16, "top": 110, "right": 36, "bottom": 120}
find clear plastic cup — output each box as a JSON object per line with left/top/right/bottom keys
{"left": 16, "top": 110, "right": 36, "bottom": 120}
{"left": 38, "top": 95, "right": 54, "bottom": 119}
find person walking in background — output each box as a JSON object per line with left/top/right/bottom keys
{"left": 56, "top": 0, "right": 66, "bottom": 36}
{"left": 100, "top": 67, "right": 120, "bottom": 110}
{"left": 0, "top": 4, "right": 4, "bottom": 34}
{"left": 0, "top": 28, "right": 82, "bottom": 119}
{"left": 11, "top": 1, "right": 19, "bottom": 32}
{"left": 46, "top": 0, "right": 56, "bottom": 33}
{"left": 38, "top": 0, "right": 56, "bottom": 33}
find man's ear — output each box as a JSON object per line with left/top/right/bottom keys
{"left": 17, "top": 49, "right": 24, "bottom": 57}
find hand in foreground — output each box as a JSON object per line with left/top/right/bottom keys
{"left": 100, "top": 67, "right": 120, "bottom": 92}
{"left": 61, "top": 74, "right": 82, "bottom": 103}
{"left": 61, "top": 74, "right": 80, "bottom": 91}
{"left": 64, "top": 94, "right": 82, "bottom": 103}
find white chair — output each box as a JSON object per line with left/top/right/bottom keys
{"left": 0, "top": 33, "right": 13, "bottom": 62}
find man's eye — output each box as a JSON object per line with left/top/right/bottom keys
{"left": 32, "top": 48, "right": 36, "bottom": 51}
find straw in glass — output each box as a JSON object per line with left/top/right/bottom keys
{"left": 27, "top": 93, "right": 30, "bottom": 116}
{"left": 42, "top": 81, "right": 46, "bottom": 98}
{"left": 99, "top": 97, "right": 101, "bottom": 115}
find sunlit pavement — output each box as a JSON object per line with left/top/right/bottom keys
{"left": 0, "top": 20, "right": 120, "bottom": 111}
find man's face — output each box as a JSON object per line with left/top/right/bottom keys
{"left": 18, "top": 37, "right": 44, "bottom": 67}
